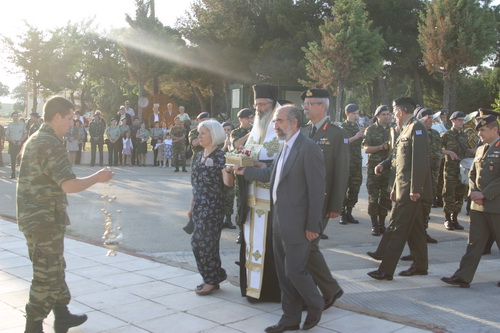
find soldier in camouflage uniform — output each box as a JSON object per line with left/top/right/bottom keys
{"left": 188, "top": 112, "right": 210, "bottom": 167}
{"left": 441, "top": 111, "right": 476, "bottom": 231}
{"left": 229, "top": 108, "right": 254, "bottom": 242}
{"left": 17, "top": 96, "right": 114, "bottom": 333}
{"left": 171, "top": 116, "right": 187, "bottom": 172}
{"left": 363, "top": 105, "right": 393, "bottom": 236}
{"left": 341, "top": 103, "right": 365, "bottom": 225}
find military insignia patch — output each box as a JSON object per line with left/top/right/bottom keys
{"left": 344, "top": 138, "right": 349, "bottom": 144}
{"left": 306, "top": 90, "right": 313, "bottom": 97}
{"left": 415, "top": 130, "right": 422, "bottom": 135}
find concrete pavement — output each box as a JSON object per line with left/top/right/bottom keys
{"left": 1, "top": 164, "right": 499, "bottom": 332}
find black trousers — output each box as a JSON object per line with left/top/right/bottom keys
{"left": 90, "top": 140, "right": 103, "bottom": 166}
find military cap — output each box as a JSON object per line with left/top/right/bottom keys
{"left": 475, "top": 115, "right": 497, "bottom": 130}
{"left": 222, "top": 121, "right": 232, "bottom": 128}
{"left": 300, "top": 88, "right": 329, "bottom": 100}
{"left": 450, "top": 111, "right": 466, "bottom": 120}
{"left": 416, "top": 108, "right": 433, "bottom": 120}
{"left": 345, "top": 103, "right": 359, "bottom": 113}
{"left": 30, "top": 112, "right": 40, "bottom": 117}
{"left": 375, "top": 105, "right": 389, "bottom": 117}
{"left": 237, "top": 108, "right": 254, "bottom": 118}
{"left": 439, "top": 109, "right": 447, "bottom": 115}
{"left": 197, "top": 112, "right": 210, "bottom": 120}
{"left": 478, "top": 108, "right": 500, "bottom": 118}
{"left": 252, "top": 84, "right": 278, "bottom": 101}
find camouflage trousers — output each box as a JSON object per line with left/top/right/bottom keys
{"left": 24, "top": 230, "right": 70, "bottom": 321}
{"left": 224, "top": 184, "right": 235, "bottom": 217}
{"left": 344, "top": 162, "right": 362, "bottom": 208}
{"left": 366, "top": 166, "right": 391, "bottom": 217}
{"left": 172, "top": 142, "right": 186, "bottom": 167}
{"left": 430, "top": 159, "right": 441, "bottom": 199}
{"left": 443, "top": 163, "right": 467, "bottom": 215}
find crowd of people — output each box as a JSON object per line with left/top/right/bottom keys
{"left": 9, "top": 87, "right": 500, "bottom": 332}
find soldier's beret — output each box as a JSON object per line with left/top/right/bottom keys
{"left": 478, "top": 108, "right": 500, "bottom": 118}
{"left": 222, "top": 122, "right": 232, "bottom": 128}
{"left": 300, "top": 88, "right": 329, "bottom": 100}
{"left": 345, "top": 103, "right": 359, "bottom": 114}
{"left": 439, "top": 109, "right": 447, "bottom": 115}
{"left": 197, "top": 112, "right": 210, "bottom": 120}
{"left": 237, "top": 108, "right": 254, "bottom": 118}
{"left": 450, "top": 111, "right": 466, "bottom": 120}
{"left": 416, "top": 108, "right": 433, "bottom": 120}
{"left": 253, "top": 84, "right": 278, "bottom": 101}
{"left": 475, "top": 115, "right": 497, "bottom": 130}
{"left": 30, "top": 112, "right": 40, "bottom": 117}
{"left": 374, "top": 105, "right": 389, "bottom": 117}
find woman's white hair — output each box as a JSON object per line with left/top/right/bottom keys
{"left": 198, "top": 119, "right": 226, "bottom": 147}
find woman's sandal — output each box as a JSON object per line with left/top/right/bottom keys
{"left": 195, "top": 283, "right": 220, "bottom": 295}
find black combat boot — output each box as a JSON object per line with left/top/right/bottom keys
{"left": 174, "top": 167, "right": 179, "bottom": 172}
{"left": 378, "top": 215, "right": 386, "bottom": 234}
{"left": 426, "top": 232, "right": 438, "bottom": 243}
{"left": 182, "top": 166, "right": 188, "bottom": 172}
{"left": 53, "top": 305, "right": 87, "bottom": 333}
{"left": 432, "top": 197, "right": 439, "bottom": 208}
{"left": 345, "top": 207, "right": 359, "bottom": 224}
{"left": 24, "top": 319, "right": 43, "bottom": 333}
{"left": 444, "top": 213, "right": 454, "bottom": 230}
{"left": 370, "top": 216, "right": 380, "bottom": 236}
{"left": 451, "top": 212, "right": 464, "bottom": 230}
{"left": 223, "top": 215, "right": 236, "bottom": 229}
{"left": 339, "top": 207, "right": 347, "bottom": 225}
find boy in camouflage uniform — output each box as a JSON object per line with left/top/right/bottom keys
{"left": 341, "top": 103, "right": 365, "bottom": 224}
{"left": 171, "top": 116, "right": 187, "bottom": 172}
{"left": 17, "top": 96, "right": 114, "bottom": 333}
{"left": 363, "top": 105, "right": 393, "bottom": 236}
{"left": 441, "top": 111, "right": 476, "bottom": 230}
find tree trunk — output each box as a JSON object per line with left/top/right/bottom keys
{"left": 334, "top": 81, "right": 344, "bottom": 123}
{"left": 443, "top": 71, "right": 458, "bottom": 113}
{"left": 138, "top": 83, "right": 144, "bottom": 121}
{"left": 31, "top": 82, "right": 38, "bottom": 114}
{"left": 412, "top": 67, "right": 424, "bottom": 107}
{"left": 378, "top": 76, "right": 389, "bottom": 106}
{"left": 192, "top": 86, "right": 207, "bottom": 113}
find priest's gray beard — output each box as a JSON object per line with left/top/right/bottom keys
{"left": 256, "top": 110, "right": 272, "bottom": 132}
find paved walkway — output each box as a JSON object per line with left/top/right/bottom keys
{"left": 0, "top": 218, "right": 431, "bottom": 333}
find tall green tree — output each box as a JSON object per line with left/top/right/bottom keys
{"left": 418, "top": 0, "right": 496, "bottom": 113}
{"left": 302, "top": 0, "right": 384, "bottom": 121}
{"left": 2, "top": 25, "right": 64, "bottom": 112}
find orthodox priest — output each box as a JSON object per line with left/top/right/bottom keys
{"left": 238, "top": 84, "right": 281, "bottom": 302}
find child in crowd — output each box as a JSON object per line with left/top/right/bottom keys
{"left": 162, "top": 133, "right": 173, "bottom": 167}
{"left": 155, "top": 138, "right": 165, "bottom": 167}
{"left": 122, "top": 131, "right": 134, "bottom": 166}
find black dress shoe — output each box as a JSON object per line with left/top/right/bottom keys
{"left": 453, "top": 222, "right": 464, "bottom": 230}
{"left": 324, "top": 288, "right": 344, "bottom": 310}
{"left": 426, "top": 233, "right": 438, "bottom": 244}
{"left": 320, "top": 234, "right": 328, "bottom": 240}
{"left": 441, "top": 276, "right": 470, "bottom": 288}
{"left": 236, "top": 234, "right": 242, "bottom": 244}
{"left": 399, "top": 267, "right": 428, "bottom": 276}
{"left": 400, "top": 254, "right": 414, "bottom": 261}
{"left": 367, "top": 270, "right": 393, "bottom": 281}
{"left": 264, "top": 323, "right": 300, "bottom": 333}
{"left": 367, "top": 251, "right": 383, "bottom": 260}
{"left": 497, "top": 281, "right": 500, "bottom": 287}
{"left": 302, "top": 312, "right": 321, "bottom": 330}
{"left": 444, "top": 221, "right": 454, "bottom": 230}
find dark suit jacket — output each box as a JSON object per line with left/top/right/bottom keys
{"left": 148, "top": 112, "right": 164, "bottom": 127}
{"left": 393, "top": 117, "right": 432, "bottom": 203}
{"left": 302, "top": 120, "right": 350, "bottom": 215}
{"left": 469, "top": 137, "right": 500, "bottom": 213}
{"left": 244, "top": 133, "right": 326, "bottom": 244}
{"left": 115, "top": 112, "right": 132, "bottom": 127}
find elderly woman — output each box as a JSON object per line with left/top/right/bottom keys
{"left": 105, "top": 118, "right": 121, "bottom": 166}
{"left": 188, "top": 119, "right": 234, "bottom": 295}
{"left": 136, "top": 122, "right": 150, "bottom": 166}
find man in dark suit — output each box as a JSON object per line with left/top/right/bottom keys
{"left": 367, "top": 97, "right": 432, "bottom": 281}
{"left": 236, "top": 104, "right": 325, "bottom": 332}
{"left": 301, "top": 88, "right": 348, "bottom": 309}
{"left": 442, "top": 115, "right": 500, "bottom": 288}
{"left": 114, "top": 105, "right": 133, "bottom": 127}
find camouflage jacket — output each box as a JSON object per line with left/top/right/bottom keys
{"left": 363, "top": 122, "right": 392, "bottom": 167}
{"left": 171, "top": 126, "right": 186, "bottom": 144}
{"left": 189, "top": 128, "right": 203, "bottom": 154}
{"left": 342, "top": 121, "right": 363, "bottom": 161}
{"left": 17, "top": 124, "right": 76, "bottom": 233}
{"left": 441, "top": 128, "right": 472, "bottom": 164}
{"left": 230, "top": 126, "right": 251, "bottom": 148}
{"left": 428, "top": 128, "right": 442, "bottom": 166}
